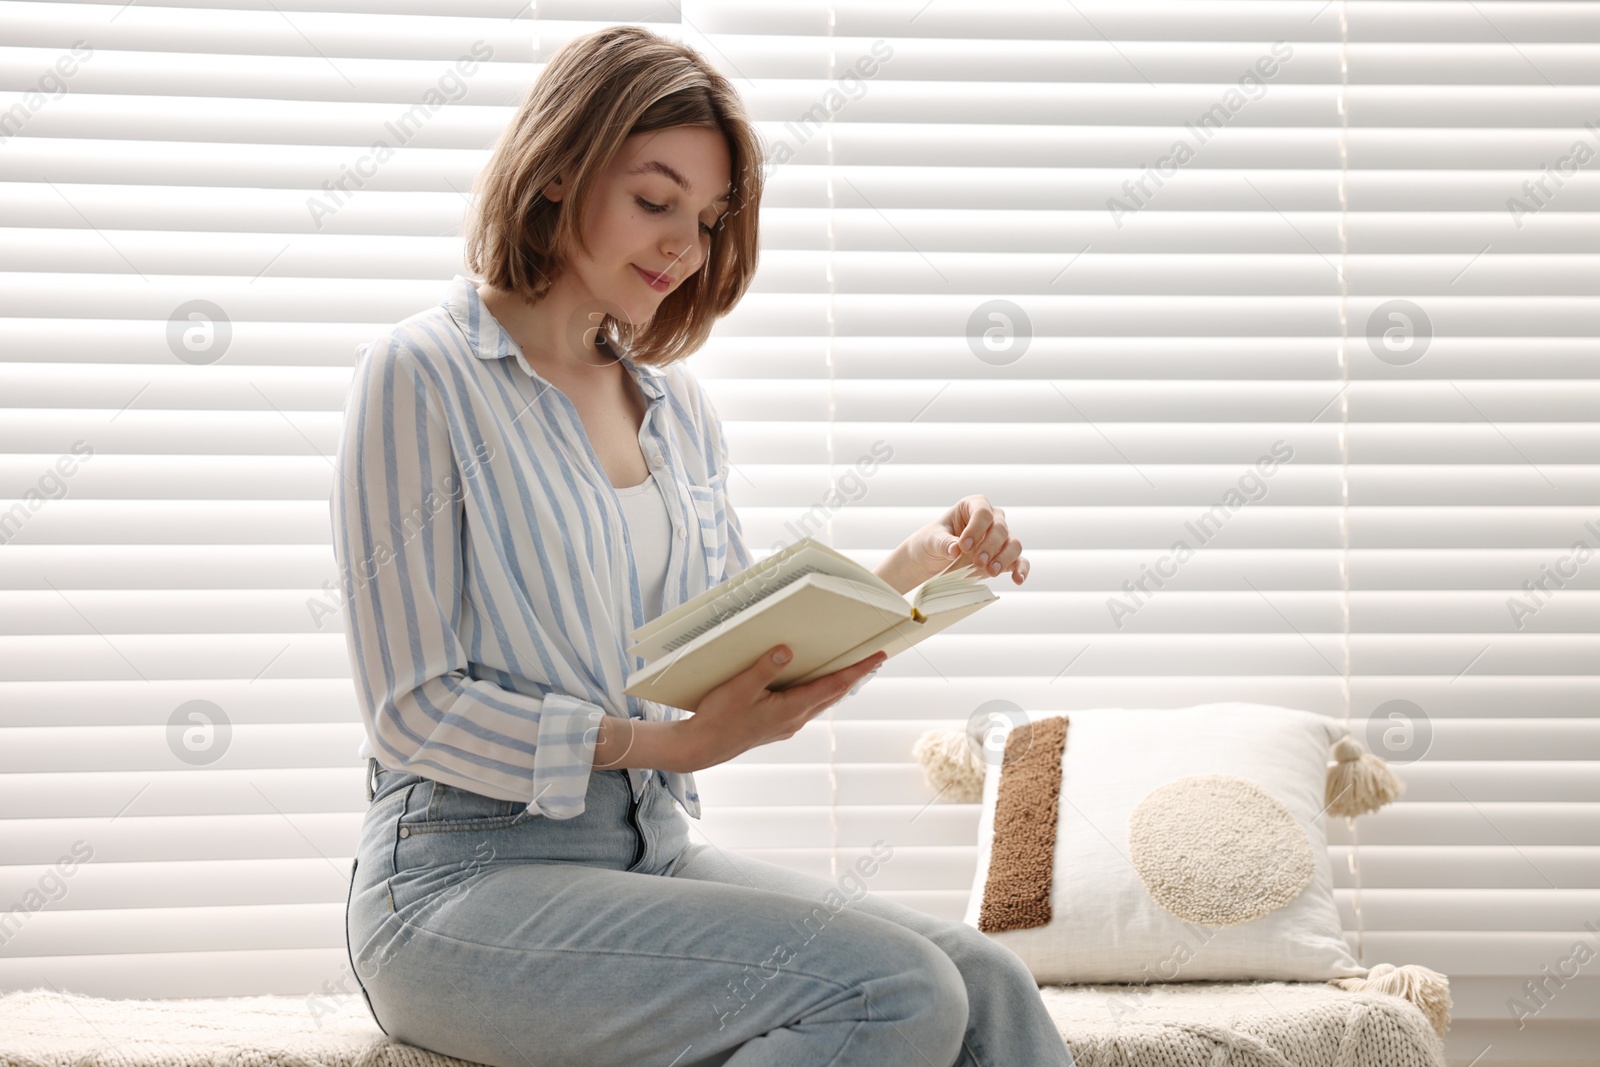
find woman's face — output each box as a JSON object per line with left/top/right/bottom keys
{"left": 555, "top": 125, "right": 733, "bottom": 329}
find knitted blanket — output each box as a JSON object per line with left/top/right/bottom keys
{"left": 1039, "top": 980, "right": 1447, "bottom": 1066}
{"left": 0, "top": 982, "right": 1445, "bottom": 1067}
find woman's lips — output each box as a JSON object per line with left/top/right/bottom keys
{"left": 633, "top": 264, "right": 672, "bottom": 292}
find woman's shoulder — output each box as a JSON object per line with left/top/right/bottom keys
{"left": 351, "top": 302, "right": 475, "bottom": 396}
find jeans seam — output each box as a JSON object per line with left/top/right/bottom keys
{"left": 427, "top": 780, "right": 443, "bottom": 821}
{"left": 396, "top": 817, "right": 525, "bottom": 835}
{"left": 386, "top": 782, "right": 416, "bottom": 912}
{"left": 376, "top": 917, "right": 874, "bottom": 1000}
{"left": 819, "top": 1018, "right": 866, "bottom": 1067}
{"left": 344, "top": 855, "right": 391, "bottom": 1037}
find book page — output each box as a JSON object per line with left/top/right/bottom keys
{"left": 911, "top": 562, "right": 987, "bottom": 609}
{"left": 628, "top": 536, "right": 903, "bottom": 661}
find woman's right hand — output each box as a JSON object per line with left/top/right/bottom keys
{"left": 677, "top": 645, "right": 887, "bottom": 771}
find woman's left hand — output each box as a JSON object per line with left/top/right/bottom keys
{"left": 902, "top": 494, "right": 1029, "bottom": 587}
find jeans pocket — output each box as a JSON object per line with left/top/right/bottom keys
{"left": 402, "top": 777, "right": 521, "bottom": 834}
{"left": 389, "top": 780, "right": 509, "bottom": 916}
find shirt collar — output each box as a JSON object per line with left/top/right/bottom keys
{"left": 442, "top": 274, "right": 666, "bottom": 403}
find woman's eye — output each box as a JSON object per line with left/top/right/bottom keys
{"left": 637, "top": 197, "right": 716, "bottom": 238}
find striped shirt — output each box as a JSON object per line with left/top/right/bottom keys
{"left": 331, "top": 274, "right": 875, "bottom": 822}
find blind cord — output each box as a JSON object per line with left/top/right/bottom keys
{"left": 1334, "top": 0, "right": 1366, "bottom": 965}
{"left": 824, "top": 2, "right": 841, "bottom": 886}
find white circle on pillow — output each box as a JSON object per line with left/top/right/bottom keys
{"left": 1127, "top": 773, "right": 1316, "bottom": 927}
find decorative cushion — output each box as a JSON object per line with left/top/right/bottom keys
{"left": 1128, "top": 773, "right": 1316, "bottom": 926}
{"left": 963, "top": 703, "right": 1368, "bottom": 984}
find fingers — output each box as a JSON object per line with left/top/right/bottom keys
{"left": 954, "top": 499, "right": 1008, "bottom": 568}
{"left": 986, "top": 539, "right": 1024, "bottom": 579}
{"left": 953, "top": 508, "right": 994, "bottom": 560}
{"left": 774, "top": 650, "right": 885, "bottom": 713}
{"left": 958, "top": 503, "right": 1026, "bottom": 581}
{"left": 727, "top": 644, "right": 794, "bottom": 703}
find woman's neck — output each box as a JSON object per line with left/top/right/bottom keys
{"left": 477, "top": 282, "right": 622, "bottom": 379}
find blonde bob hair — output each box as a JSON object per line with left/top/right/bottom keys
{"left": 464, "top": 25, "right": 764, "bottom": 369}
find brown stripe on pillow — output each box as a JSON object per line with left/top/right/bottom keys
{"left": 977, "top": 714, "right": 1069, "bottom": 933}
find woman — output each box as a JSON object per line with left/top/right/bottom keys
{"left": 334, "top": 24, "right": 1064, "bottom": 1067}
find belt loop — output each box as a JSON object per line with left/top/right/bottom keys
{"left": 365, "top": 757, "right": 377, "bottom": 803}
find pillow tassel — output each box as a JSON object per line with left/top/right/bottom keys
{"left": 1325, "top": 736, "right": 1404, "bottom": 817}
{"left": 912, "top": 726, "right": 986, "bottom": 803}
{"left": 1331, "top": 962, "right": 1452, "bottom": 1036}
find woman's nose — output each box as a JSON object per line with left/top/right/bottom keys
{"left": 666, "top": 229, "right": 702, "bottom": 274}
{"left": 667, "top": 244, "right": 697, "bottom": 276}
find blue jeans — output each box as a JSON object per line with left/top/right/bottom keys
{"left": 345, "top": 758, "right": 1075, "bottom": 1067}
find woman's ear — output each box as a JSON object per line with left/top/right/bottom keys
{"left": 542, "top": 173, "right": 567, "bottom": 203}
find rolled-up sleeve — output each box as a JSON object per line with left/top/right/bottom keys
{"left": 330, "top": 338, "right": 601, "bottom": 819}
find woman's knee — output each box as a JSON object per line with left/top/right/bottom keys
{"left": 921, "top": 940, "right": 972, "bottom": 1033}
{"left": 863, "top": 925, "right": 970, "bottom": 1057}
{"left": 941, "top": 919, "right": 1035, "bottom": 986}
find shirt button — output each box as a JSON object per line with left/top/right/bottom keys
{"left": 676, "top": 526, "right": 687, "bottom": 539}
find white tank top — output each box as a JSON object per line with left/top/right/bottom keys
{"left": 613, "top": 471, "right": 672, "bottom": 623}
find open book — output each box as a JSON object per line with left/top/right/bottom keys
{"left": 622, "top": 536, "right": 998, "bottom": 711}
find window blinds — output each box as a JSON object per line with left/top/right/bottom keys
{"left": 1, "top": 2, "right": 1595, "bottom": 1060}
